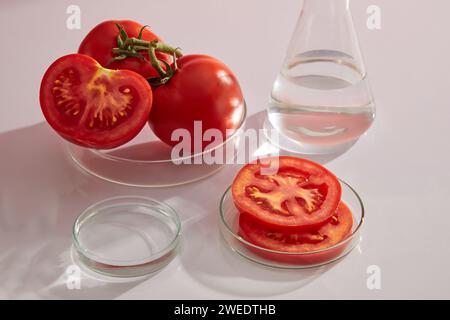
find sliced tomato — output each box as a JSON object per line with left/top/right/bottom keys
{"left": 239, "top": 202, "right": 353, "bottom": 252}
{"left": 232, "top": 156, "right": 341, "bottom": 231}
{"left": 239, "top": 202, "right": 354, "bottom": 265}
{"left": 40, "top": 54, "right": 152, "bottom": 149}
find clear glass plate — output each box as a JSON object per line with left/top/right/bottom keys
{"left": 68, "top": 104, "right": 247, "bottom": 187}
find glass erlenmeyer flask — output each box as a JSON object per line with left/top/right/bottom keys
{"left": 265, "top": 0, "right": 375, "bottom": 155}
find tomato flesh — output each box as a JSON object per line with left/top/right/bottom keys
{"left": 78, "top": 20, "right": 170, "bottom": 79}
{"left": 239, "top": 201, "right": 353, "bottom": 265}
{"left": 239, "top": 201, "right": 353, "bottom": 252}
{"left": 40, "top": 54, "right": 153, "bottom": 149}
{"left": 232, "top": 157, "right": 342, "bottom": 231}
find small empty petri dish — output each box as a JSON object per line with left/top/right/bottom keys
{"left": 73, "top": 196, "right": 181, "bottom": 278}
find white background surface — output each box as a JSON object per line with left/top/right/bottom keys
{"left": 1, "top": 0, "right": 449, "bottom": 299}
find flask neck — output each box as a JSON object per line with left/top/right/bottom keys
{"left": 302, "top": 0, "right": 350, "bottom": 14}
{"left": 284, "top": 0, "right": 362, "bottom": 73}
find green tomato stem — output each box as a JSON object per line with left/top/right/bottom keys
{"left": 151, "top": 40, "right": 183, "bottom": 58}
{"left": 112, "top": 24, "right": 181, "bottom": 86}
{"left": 148, "top": 46, "right": 168, "bottom": 78}
{"left": 122, "top": 38, "right": 183, "bottom": 58}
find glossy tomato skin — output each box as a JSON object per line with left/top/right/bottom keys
{"left": 40, "top": 54, "right": 153, "bottom": 149}
{"left": 78, "top": 20, "right": 170, "bottom": 78}
{"left": 148, "top": 55, "right": 245, "bottom": 151}
{"left": 232, "top": 156, "right": 342, "bottom": 231}
{"left": 239, "top": 201, "right": 354, "bottom": 265}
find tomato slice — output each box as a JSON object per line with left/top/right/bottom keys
{"left": 239, "top": 202, "right": 353, "bottom": 253}
{"left": 239, "top": 201, "right": 353, "bottom": 265}
{"left": 40, "top": 54, "right": 152, "bottom": 149}
{"left": 232, "top": 157, "right": 341, "bottom": 230}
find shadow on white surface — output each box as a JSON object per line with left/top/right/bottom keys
{"left": 0, "top": 122, "right": 244, "bottom": 299}
{"left": 180, "top": 212, "right": 337, "bottom": 298}
{"left": 11, "top": 239, "right": 151, "bottom": 299}
{"left": 0, "top": 123, "right": 165, "bottom": 299}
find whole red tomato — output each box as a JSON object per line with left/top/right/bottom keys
{"left": 148, "top": 55, "right": 245, "bottom": 152}
{"left": 78, "top": 20, "right": 170, "bottom": 78}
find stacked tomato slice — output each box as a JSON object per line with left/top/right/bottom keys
{"left": 231, "top": 156, "right": 353, "bottom": 263}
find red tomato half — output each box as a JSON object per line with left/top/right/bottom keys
{"left": 148, "top": 55, "right": 245, "bottom": 152}
{"left": 239, "top": 202, "right": 354, "bottom": 265}
{"left": 78, "top": 20, "right": 170, "bottom": 78}
{"left": 40, "top": 54, "right": 153, "bottom": 149}
{"left": 232, "top": 157, "right": 341, "bottom": 231}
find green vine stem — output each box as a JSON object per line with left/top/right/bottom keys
{"left": 122, "top": 38, "right": 183, "bottom": 58}
{"left": 110, "top": 24, "right": 183, "bottom": 85}
{"left": 148, "top": 46, "right": 167, "bottom": 78}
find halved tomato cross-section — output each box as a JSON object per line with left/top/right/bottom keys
{"left": 40, "top": 54, "right": 152, "bottom": 149}
{"left": 232, "top": 157, "right": 341, "bottom": 230}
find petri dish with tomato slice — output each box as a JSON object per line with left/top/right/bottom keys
{"left": 221, "top": 157, "right": 364, "bottom": 269}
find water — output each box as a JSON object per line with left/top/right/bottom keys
{"left": 268, "top": 50, "right": 375, "bottom": 151}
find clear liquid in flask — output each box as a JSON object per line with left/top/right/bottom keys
{"left": 267, "top": 50, "right": 375, "bottom": 154}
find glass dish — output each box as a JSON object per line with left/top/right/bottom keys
{"left": 219, "top": 179, "right": 364, "bottom": 269}
{"left": 72, "top": 196, "right": 181, "bottom": 277}
{"left": 67, "top": 104, "right": 247, "bottom": 187}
